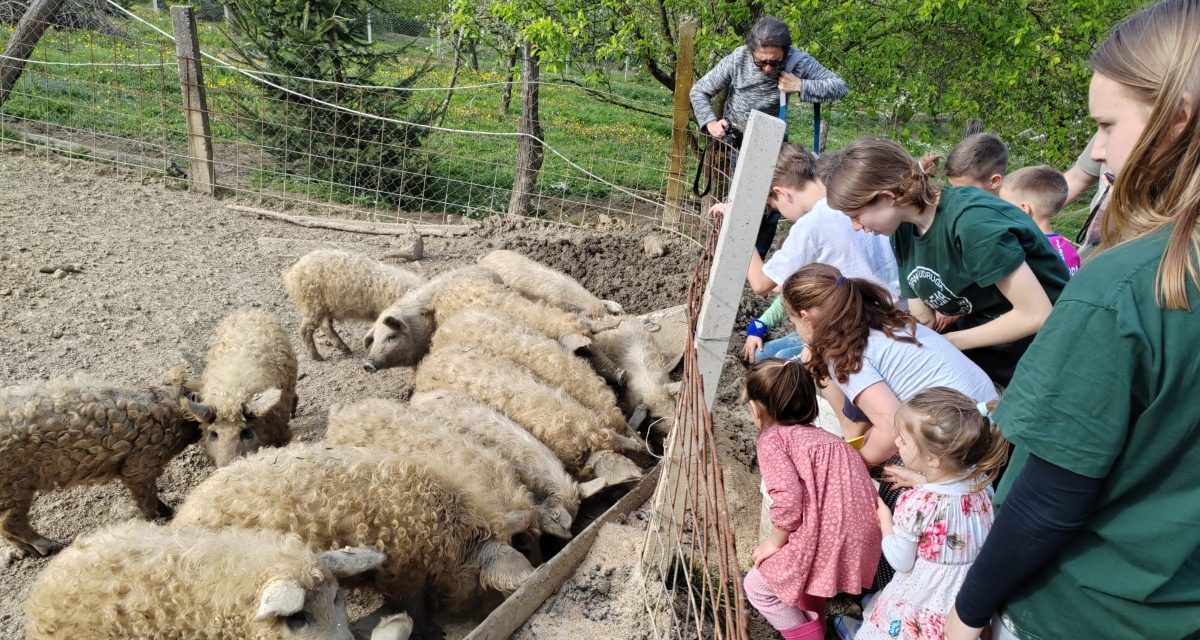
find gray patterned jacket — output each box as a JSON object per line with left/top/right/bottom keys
{"left": 690, "top": 45, "right": 847, "bottom": 134}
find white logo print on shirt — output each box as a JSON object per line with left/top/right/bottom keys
{"left": 906, "top": 266, "right": 973, "bottom": 315}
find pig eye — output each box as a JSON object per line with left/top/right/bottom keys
{"left": 208, "top": 430, "right": 218, "bottom": 441}
{"left": 239, "top": 427, "right": 254, "bottom": 441}
{"left": 385, "top": 334, "right": 397, "bottom": 343}
{"left": 285, "top": 610, "right": 312, "bottom": 631}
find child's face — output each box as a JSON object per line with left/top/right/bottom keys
{"left": 844, "top": 193, "right": 903, "bottom": 236}
{"left": 948, "top": 174, "right": 1003, "bottom": 195}
{"left": 1089, "top": 72, "right": 1152, "bottom": 177}
{"left": 770, "top": 181, "right": 826, "bottom": 221}
{"left": 786, "top": 307, "right": 815, "bottom": 342}
{"left": 895, "top": 417, "right": 934, "bottom": 474}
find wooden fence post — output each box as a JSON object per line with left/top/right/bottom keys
{"left": 506, "top": 41, "right": 542, "bottom": 217}
{"left": 170, "top": 5, "right": 215, "bottom": 195}
{"left": 0, "top": 0, "right": 67, "bottom": 109}
{"left": 663, "top": 18, "right": 696, "bottom": 227}
{"left": 641, "top": 111, "right": 785, "bottom": 576}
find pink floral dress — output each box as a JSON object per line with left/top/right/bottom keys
{"left": 857, "top": 476, "right": 994, "bottom": 640}
{"left": 756, "top": 424, "right": 881, "bottom": 603}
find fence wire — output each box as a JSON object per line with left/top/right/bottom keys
{"left": 0, "top": 3, "right": 713, "bottom": 242}
{"left": 640, "top": 202, "right": 749, "bottom": 640}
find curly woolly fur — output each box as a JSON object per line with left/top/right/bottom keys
{"left": 477, "top": 249, "right": 623, "bottom": 318}
{"left": 414, "top": 344, "right": 643, "bottom": 475}
{"left": 325, "top": 398, "right": 547, "bottom": 539}
{"left": 433, "top": 306, "right": 626, "bottom": 431}
{"left": 363, "top": 266, "right": 593, "bottom": 372}
{"left": 24, "top": 521, "right": 364, "bottom": 640}
{"left": 283, "top": 249, "right": 424, "bottom": 361}
{"left": 591, "top": 319, "right": 678, "bottom": 426}
{"left": 173, "top": 444, "right": 533, "bottom": 627}
{"left": 410, "top": 390, "right": 587, "bottom": 527}
{"left": 183, "top": 310, "right": 299, "bottom": 467}
{"left": 0, "top": 368, "right": 199, "bottom": 565}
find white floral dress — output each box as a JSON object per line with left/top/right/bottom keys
{"left": 857, "top": 476, "right": 994, "bottom": 640}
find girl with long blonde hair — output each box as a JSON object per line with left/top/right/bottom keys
{"left": 946, "top": 1, "right": 1200, "bottom": 638}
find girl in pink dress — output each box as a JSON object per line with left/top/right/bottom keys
{"left": 857, "top": 387, "right": 1008, "bottom": 640}
{"left": 743, "top": 358, "right": 882, "bottom": 640}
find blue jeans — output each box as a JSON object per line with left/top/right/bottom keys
{"left": 755, "top": 332, "right": 804, "bottom": 362}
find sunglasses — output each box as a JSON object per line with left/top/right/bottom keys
{"left": 753, "top": 57, "right": 784, "bottom": 70}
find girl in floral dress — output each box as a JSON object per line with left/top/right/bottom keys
{"left": 743, "top": 358, "right": 881, "bottom": 640}
{"left": 858, "top": 387, "right": 1008, "bottom": 640}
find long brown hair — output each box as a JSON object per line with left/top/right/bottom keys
{"left": 898, "top": 387, "right": 1009, "bottom": 491}
{"left": 743, "top": 358, "right": 819, "bottom": 428}
{"left": 822, "top": 138, "right": 943, "bottom": 212}
{"left": 781, "top": 264, "right": 919, "bottom": 385}
{"left": 1092, "top": 0, "right": 1200, "bottom": 310}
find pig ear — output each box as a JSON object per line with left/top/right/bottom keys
{"left": 319, "top": 546, "right": 386, "bottom": 578}
{"left": 179, "top": 397, "right": 215, "bottom": 423}
{"left": 254, "top": 579, "right": 306, "bottom": 621}
{"left": 244, "top": 388, "right": 283, "bottom": 418}
{"left": 382, "top": 315, "right": 406, "bottom": 332}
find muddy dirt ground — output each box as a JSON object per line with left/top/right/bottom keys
{"left": 0, "top": 147, "right": 778, "bottom": 638}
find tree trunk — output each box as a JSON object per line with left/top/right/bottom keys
{"left": 499, "top": 44, "right": 518, "bottom": 116}
{"left": 507, "top": 41, "right": 543, "bottom": 217}
{"left": 0, "top": 0, "right": 67, "bottom": 108}
{"left": 467, "top": 37, "right": 479, "bottom": 71}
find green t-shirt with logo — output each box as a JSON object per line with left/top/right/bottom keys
{"left": 992, "top": 227, "right": 1200, "bottom": 640}
{"left": 892, "top": 185, "right": 1069, "bottom": 333}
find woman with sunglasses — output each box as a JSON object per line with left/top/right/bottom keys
{"left": 691, "top": 15, "right": 847, "bottom": 256}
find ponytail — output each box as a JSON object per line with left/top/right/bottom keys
{"left": 744, "top": 358, "right": 819, "bottom": 428}
{"left": 824, "top": 138, "right": 942, "bottom": 213}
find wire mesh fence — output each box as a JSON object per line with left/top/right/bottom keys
{"left": 0, "top": 1, "right": 719, "bottom": 242}
{"left": 639, "top": 207, "right": 749, "bottom": 640}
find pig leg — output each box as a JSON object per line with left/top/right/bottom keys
{"left": 0, "top": 498, "right": 63, "bottom": 566}
{"left": 121, "top": 468, "right": 172, "bottom": 519}
{"left": 323, "top": 317, "right": 354, "bottom": 356}
{"left": 300, "top": 317, "right": 324, "bottom": 361}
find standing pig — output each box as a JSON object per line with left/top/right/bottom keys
{"left": 180, "top": 310, "right": 298, "bottom": 466}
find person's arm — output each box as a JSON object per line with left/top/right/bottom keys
{"left": 1063, "top": 165, "right": 1099, "bottom": 205}
{"left": 757, "top": 430, "right": 806, "bottom": 535}
{"left": 908, "top": 297, "right": 936, "bottom": 327}
{"left": 851, "top": 381, "right": 903, "bottom": 466}
{"left": 787, "top": 52, "right": 848, "bottom": 103}
{"left": 946, "top": 455, "right": 1103, "bottom": 638}
{"left": 690, "top": 53, "right": 737, "bottom": 131}
{"left": 944, "top": 263, "right": 1053, "bottom": 352}
{"left": 759, "top": 296, "right": 786, "bottom": 327}
{"left": 747, "top": 251, "right": 779, "bottom": 295}
{"left": 879, "top": 496, "right": 921, "bottom": 573}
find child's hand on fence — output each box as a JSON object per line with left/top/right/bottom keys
{"left": 708, "top": 202, "right": 728, "bottom": 218}
{"left": 752, "top": 537, "right": 784, "bottom": 568}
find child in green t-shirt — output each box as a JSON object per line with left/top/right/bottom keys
{"left": 819, "top": 139, "right": 1069, "bottom": 386}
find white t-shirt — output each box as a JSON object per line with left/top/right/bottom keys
{"left": 836, "top": 324, "right": 997, "bottom": 405}
{"left": 762, "top": 198, "right": 901, "bottom": 302}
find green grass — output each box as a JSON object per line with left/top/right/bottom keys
{"left": 0, "top": 10, "right": 1085, "bottom": 235}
